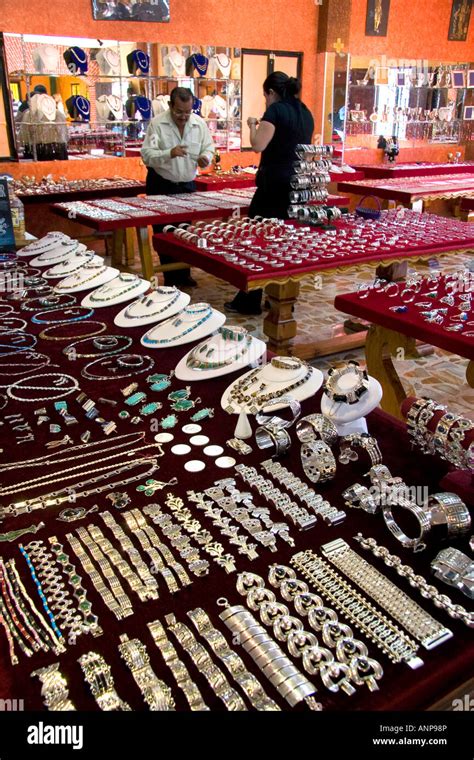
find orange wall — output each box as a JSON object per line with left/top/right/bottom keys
{"left": 1, "top": 0, "right": 319, "bottom": 114}
{"left": 349, "top": 0, "right": 474, "bottom": 60}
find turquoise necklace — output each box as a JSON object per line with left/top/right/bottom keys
{"left": 186, "top": 326, "right": 252, "bottom": 371}
{"left": 142, "top": 304, "right": 213, "bottom": 346}
{"left": 124, "top": 288, "right": 181, "bottom": 320}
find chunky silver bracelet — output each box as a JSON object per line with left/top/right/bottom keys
{"left": 321, "top": 539, "right": 452, "bottom": 650}
{"left": 118, "top": 633, "right": 175, "bottom": 711}
{"left": 382, "top": 497, "right": 432, "bottom": 552}
{"left": 235, "top": 463, "right": 317, "bottom": 530}
{"left": 431, "top": 547, "right": 474, "bottom": 602}
{"left": 267, "top": 564, "right": 384, "bottom": 692}
{"left": 428, "top": 492, "right": 471, "bottom": 538}
{"left": 218, "top": 600, "right": 321, "bottom": 709}
{"left": 291, "top": 550, "right": 423, "bottom": 669}
{"left": 260, "top": 460, "right": 346, "bottom": 525}
{"left": 186, "top": 607, "right": 280, "bottom": 711}
{"left": 236, "top": 572, "right": 359, "bottom": 696}
{"left": 187, "top": 490, "right": 260, "bottom": 560}
{"left": 296, "top": 413, "right": 339, "bottom": 445}
{"left": 301, "top": 440, "right": 337, "bottom": 484}
{"left": 165, "top": 613, "right": 247, "bottom": 711}
{"left": 31, "top": 663, "right": 76, "bottom": 711}
{"left": 354, "top": 534, "right": 474, "bottom": 626}
{"left": 78, "top": 651, "right": 131, "bottom": 711}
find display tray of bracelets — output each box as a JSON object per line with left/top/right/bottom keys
{"left": 0, "top": 236, "right": 472, "bottom": 712}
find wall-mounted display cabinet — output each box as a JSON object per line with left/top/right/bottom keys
{"left": 322, "top": 53, "right": 474, "bottom": 158}
{"left": 3, "top": 33, "right": 243, "bottom": 161}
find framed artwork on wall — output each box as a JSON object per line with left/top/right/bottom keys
{"left": 468, "top": 69, "right": 474, "bottom": 87}
{"left": 448, "top": 0, "right": 472, "bottom": 41}
{"left": 91, "top": 0, "right": 170, "bottom": 22}
{"left": 365, "top": 0, "right": 390, "bottom": 37}
{"left": 464, "top": 105, "right": 474, "bottom": 119}
{"left": 452, "top": 70, "right": 466, "bottom": 87}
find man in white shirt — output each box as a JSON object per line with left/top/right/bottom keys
{"left": 141, "top": 87, "right": 215, "bottom": 285}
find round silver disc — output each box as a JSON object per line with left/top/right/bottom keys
{"left": 189, "top": 435, "right": 210, "bottom": 447}
{"left": 215, "top": 456, "right": 237, "bottom": 468}
{"left": 184, "top": 460, "right": 206, "bottom": 472}
{"left": 171, "top": 444, "right": 191, "bottom": 456}
{"left": 154, "top": 433, "right": 174, "bottom": 443}
{"left": 204, "top": 445, "right": 224, "bottom": 457}
{"left": 182, "top": 424, "right": 202, "bottom": 434}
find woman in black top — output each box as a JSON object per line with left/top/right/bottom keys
{"left": 224, "top": 71, "right": 314, "bottom": 315}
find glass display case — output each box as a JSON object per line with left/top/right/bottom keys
{"left": 321, "top": 53, "right": 474, "bottom": 158}
{"left": 4, "top": 34, "right": 243, "bottom": 162}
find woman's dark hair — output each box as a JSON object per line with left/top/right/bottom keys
{"left": 263, "top": 71, "right": 301, "bottom": 99}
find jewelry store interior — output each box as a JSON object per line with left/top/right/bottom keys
{"left": 0, "top": 0, "right": 473, "bottom": 722}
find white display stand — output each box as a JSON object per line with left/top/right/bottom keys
{"left": 221, "top": 361, "right": 323, "bottom": 415}
{"left": 81, "top": 274, "right": 149, "bottom": 308}
{"left": 114, "top": 287, "right": 190, "bottom": 328}
{"left": 54, "top": 266, "right": 119, "bottom": 294}
{"left": 321, "top": 376, "right": 383, "bottom": 435}
{"left": 30, "top": 242, "right": 87, "bottom": 267}
{"left": 141, "top": 304, "right": 225, "bottom": 349}
{"left": 17, "top": 232, "right": 71, "bottom": 257}
{"left": 44, "top": 253, "right": 100, "bottom": 279}
{"left": 175, "top": 334, "right": 266, "bottom": 381}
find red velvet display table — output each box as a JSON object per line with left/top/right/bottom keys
{"left": 17, "top": 181, "right": 147, "bottom": 206}
{"left": 329, "top": 169, "right": 366, "bottom": 182}
{"left": 0, "top": 281, "right": 472, "bottom": 714}
{"left": 51, "top": 189, "right": 255, "bottom": 280}
{"left": 351, "top": 162, "right": 474, "bottom": 180}
{"left": 195, "top": 172, "right": 256, "bottom": 191}
{"left": 335, "top": 280, "right": 474, "bottom": 420}
{"left": 155, "top": 212, "right": 474, "bottom": 356}
{"left": 337, "top": 174, "right": 474, "bottom": 210}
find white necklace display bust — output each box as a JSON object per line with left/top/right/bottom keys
{"left": 115, "top": 286, "right": 190, "bottom": 328}
{"left": 30, "top": 242, "right": 88, "bottom": 267}
{"left": 175, "top": 326, "right": 266, "bottom": 381}
{"left": 54, "top": 264, "right": 119, "bottom": 294}
{"left": 44, "top": 252, "right": 98, "bottom": 279}
{"left": 221, "top": 357, "right": 323, "bottom": 414}
{"left": 82, "top": 273, "right": 149, "bottom": 308}
{"left": 141, "top": 302, "right": 226, "bottom": 349}
{"left": 321, "top": 374, "right": 383, "bottom": 435}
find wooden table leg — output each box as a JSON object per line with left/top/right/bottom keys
{"left": 365, "top": 324, "right": 427, "bottom": 419}
{"left": 125, "top": 228, "right": 136, "bottom": 267}
{"left": 136, "top": 226, "right": 154, "bottom": 281}
{"left": 112, "top": 229, "right": 125, "bottom": 267}
{"left": 263, "top": 280, "right": 300, "bottom": 355}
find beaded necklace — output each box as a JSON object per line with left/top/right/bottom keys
{"left": 142, "top": 304, "right": 213, "bottom": 346}
{"left": 123, "top": 288, "right": 181, "bottom": 320}
{"left": 39, "top": 321, "right": 107, "bottom": 342}
{"left": 32, "top": 307, "right": 94, "bottom": 325}
{"left": 89, "top": 275, "right": 142, "bottom": 303}
{"left": 63, "top": 335, "right": 133, "bottom": 360}
{"left": 55, "top": 265, "right": 108, "bottom": 291}
{"left": 45, "top": 254, "right": 95, "bottom": 277}
{"left": 192, "top": 53, "right": 209, "bottom": 76}
{"left": 186, "top": 326, "right": 252, "bottom": 370}
{"left": 21, "top": 294, "right": 76, "bottom": 312}
{"left": 81, "top": 354, "right": 155, "bottom": 381}
{"left": 225, "top": 361, "right": 313, "bottom": 414}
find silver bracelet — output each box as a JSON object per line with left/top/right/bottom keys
{"left": 301, "top": 440, "right": 337, "bottom": 483}
{"left": 354, "top": 534, "right": 474, "bottom": 626}
{"left": 382, "top": 497, "right": 431, "bottom": 552}
{"left": 428, "top": 492, "right": 471, "bottom": 538}
{"left": 255, "top": 395, "right": 301, "bottom": 429}
{"left": 321, "top": 539, "right": 452, "bottom": 650}
{"left": 260, "top": 460, "right": 346, "bottom": 525}
{"left": 255, "top": 425, "right": 291, "bottom": 456}
{"left": 218, "top": 600, "right": 321, "bottom": 709}
{"left": 296, "top": 413, "right": 339, "bottom": 445}
{"left": 118, "top": 634, "right": 175, "bottom": 711}
{"left": 31, "top": 663, "right": 76, "bottom": 711}
{"left": 431, "top": 548, "right": 474, "bottom": 601}
{"left": 291, "top": 550, "right": 423, "bottom": 669}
